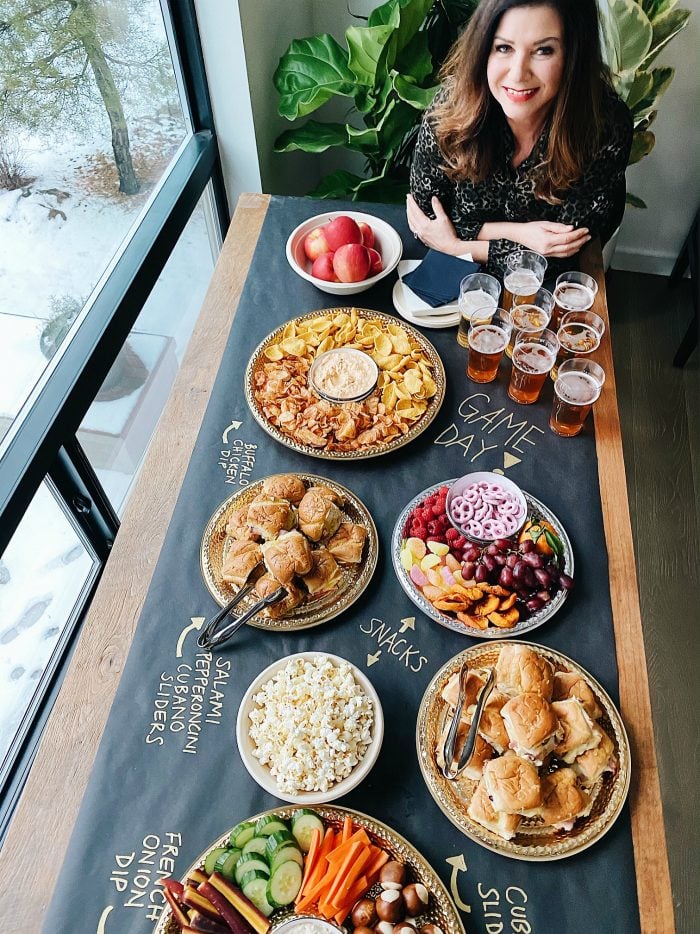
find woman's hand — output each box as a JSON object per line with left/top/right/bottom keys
{"left": 406, "top": 194, "right": 464, "bottom": 255}
{"left": 515, "top": 221, "right": 591, "bottom": 257}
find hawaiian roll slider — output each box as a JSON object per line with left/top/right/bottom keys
{"left": 307, "top": 484, "right": 345, "bottom": 506}
{"left": 225, "top": 506, "right": 260, "bottom": 541}
{"left": 537, "top": 767, "right": 592, "bottom": 831}
{"left": 552, "top": 698, "right": 600, "bottom": 764}
{"left": 246, "top": 497, "right": 296, "bottom": 540}
{"left": 261, "top": 530, "right": 313, "bottom": 586}
{"left": 482, "top": 751, "right": 542, "bottom": 815}
{"left": 325, "top": 522, "right": 367, "bottom": 564}
{"left": 302, "top": 547, "right": 342, "bottom": 596}
{"left": 441, "top": 669, "right": 485, "bottom": 711}
{"left": 254, "top": 574, "right": 304, "bottom": 618}
{"left": 221, "top": 540, "right": 262, "bottom": 588}
{"left": 468, "top": 690, "right": 510, "bottom": 755}
{"left": 468, "top": 777, "right": 520, "bottom": 840}
{"left": 260, "top": 473, "right": 307, "bottom": 505}
{"left": 435, "top": 717, "right": 493, "bottom": 779}
{"left": 572, "top": 723, "right": 618, "bottom": 787}
{"left": 495, "top": 644, "right": 554, "bottom": 700}
{"left": 298, "top": 488, "right": 343, "bottom": 542}
{"left": 501, "top": 692, "right": 562, "bottom": 765}
{"left": 553, "top": 670, "right": 603, "bottom": 720}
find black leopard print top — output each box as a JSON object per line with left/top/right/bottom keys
{"left": 409, "top": 90, "right": 633, "bottom": 277}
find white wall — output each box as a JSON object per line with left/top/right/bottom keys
{"left": 204, "top": 0, "right": 699, "bottom": 273}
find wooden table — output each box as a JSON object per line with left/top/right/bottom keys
{"left": 0, "top": 193, "right": 674, "bottom": 933}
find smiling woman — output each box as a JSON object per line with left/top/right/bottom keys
{"left": 407, "top": 0, "right": 633, "bottom": 276}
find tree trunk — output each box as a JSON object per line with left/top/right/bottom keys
{"left": 75, "top": 0, "right": 140, "bottom": 194}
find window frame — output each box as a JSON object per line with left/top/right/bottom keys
{"left": 0, "top": 0, "right": 230, "bottom": 836}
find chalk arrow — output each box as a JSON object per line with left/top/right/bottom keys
{"left": 222, "top": 420, "right": 242, "bottom": 443}
{"left": 503, "top": 451, "right": 522, "bottom": 469}
{"left": 366, "top": 651, "right": 381, "bottom": 667}
{"left": 176, "top": 617, "right": 206, "bottom": 658}
{"left": 399, "top": 616, "right": 415, "bottom": 633}
{"left": 445, "top": 855, "right": 472, "bottom": 913}
{"left": 97, "top": 906, "right": 113, "bottom": 933}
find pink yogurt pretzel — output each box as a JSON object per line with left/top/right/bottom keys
{"left": 450, "top": 480, "right": 526, "bottom": 539}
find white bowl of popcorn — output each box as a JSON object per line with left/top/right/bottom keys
{"left": 236, "top": 652, "right": 384, "bottom": 804}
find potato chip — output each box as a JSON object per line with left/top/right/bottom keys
{"left": 264, "top": 345, "right": 285, "bottom": 362}
{"left": 403, "top": 370, "right": 423, "bottom": 395}
{"left": 280, "top": 337, "right": 307, "bottom": 356}
{"left": 281, "top": 322, "right": 297, "bottom": 340}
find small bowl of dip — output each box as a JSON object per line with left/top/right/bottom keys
{"left": 309, "top": 348, "right": 379, "bottom": 403}
{"left": 274, "top": 917, "right": 342, "bottom": 934}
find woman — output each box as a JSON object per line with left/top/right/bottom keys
{"left": 407, "top": 0, "right": 633, "bottom": 276}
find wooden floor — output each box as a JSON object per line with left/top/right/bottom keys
{"left": 606, "top": 269, "right": 698, "bottom": 934}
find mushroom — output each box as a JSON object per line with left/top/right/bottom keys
{"left": 352, "top": 899, "right": 379, "bottom": 929}
{"left": 402, "top": 883, "right": 429, "bottom": 917}
{"left": 376, "top": 889, "right": 405, "bottom": 924}
{"left": 379, "top": 861, "right": 407, "bottom": 891}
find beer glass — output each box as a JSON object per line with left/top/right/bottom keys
{"left": 550, "top": 359, "right": 606, "bottom": 436}
{"left": 552, "top": 271, "right": 598, "bottom": 330}
{"left": 505, "top": 287, "right": 555, "bottom": 358}
{"left": 456, "top": 273, "right": 501, "bottom": 347}
{"left": 508, "top": 329, "right": 560, "bottom": 404}
{"left": 467, "top": 309, "right": 513, "bottom": 383}
{"left": 552, "top": 309, "right": 606, "bottom": 379}
{"left": 502, "top": 250, "right": 547, "bottom": 311}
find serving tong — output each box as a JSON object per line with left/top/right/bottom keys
{"left": 197, "top": 563, "right": 285, "bottom": 650}
{"left": 441, "top": 665, "right": 495, "bottom": 781}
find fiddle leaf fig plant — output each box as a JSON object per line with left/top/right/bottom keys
{"left": 273, "top": 0, "right": 477, "bottom": 202}
{"left": 597, "top": 0, "right": 690, "bottom": 206}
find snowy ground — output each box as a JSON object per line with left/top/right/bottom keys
{"left": 0, "top": 118, "right": 214, "bottom": 764}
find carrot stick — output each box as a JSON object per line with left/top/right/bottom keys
{"left": 295, "top": 828, "right": 335, "bottom": 906}
{"left": 329, "top": 849, "right": 373, "bottom": 908}
{"left": 326, "top": 829, "right": 371, "bottom": 860}
{"left": 333, "top": 875, "right": 371, "bottom": 924}
{"left": 297, "top": 828, "right": 321, "bottom": 896}
{"left": 324, "top": 842, "right": 363, "bottom": 905}
{"left": 341, "top": 815, "right": 353, "bottom": 843}
{"left": 363, "top": 848, "right": 390, "bottom": 879}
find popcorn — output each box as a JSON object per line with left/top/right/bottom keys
{"left": 248, "top": 656, "right": 374, "bottom": 793}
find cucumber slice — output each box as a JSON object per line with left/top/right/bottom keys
{"left": 270, "top": 844, "right": 304, "bottom": 873}
{"left": 219, "top": 848, "right": 242, "bottom": 882}
{"left": 241, "top": 869, "right": 275, "bottom": 917}
{"left": 291, "top": 809, "right": 325, "bottom": 852}
{"left": 242, "top": 835, "right": 270, "bottom": 858}
{"left": 235, "top": 853, "right": 270, "bottom": 886}
{"left": 265, "top": 830, "right": 295, "bottom": 856}
{"left": 203, "top": 846, "right": 228, "bottom": 877}
{"left": 255, "top": 815, "right": 289, "bottom": 837}
{"left": 267, "top": 860, "right": 303, "bottom": 908}
{"left": 229, "top": 820, "right": 256, "bottom": 849}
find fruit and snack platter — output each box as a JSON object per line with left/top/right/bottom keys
{"left": 156, "top": 807, "right": 465, "bottom": 934}
{"left": 201, "top": 475, "right": 378, "bottom": 631}
{"left": 244, "top": 309, "right": 445, "bottom": 459}
{"left": 416, "top": 642, "right": 631, "bottom": 861}
{"left": 392, "top": 480, "right": 574, "bottom": 639}
{"left": 303, "top": 215, "right": 384, "bottom": 284}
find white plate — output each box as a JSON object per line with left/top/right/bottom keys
{"left": 392, "top": 260, "right": 461, "bottom": 328}
{"left": 236, "top": 651, "right": 384, "bottom": 804}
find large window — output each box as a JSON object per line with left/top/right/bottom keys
{"left": 0, "top": 0, "right": 228, "bottom": 835}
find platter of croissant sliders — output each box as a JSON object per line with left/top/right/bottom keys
{"left": 416, "top": 642, "right": 630, "bottom": 860}
{"left": 201, "top": 473, "right": 378, "bottom": 631}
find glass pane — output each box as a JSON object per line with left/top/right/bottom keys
{"left": 0, "top": 0, "right": 188, "bottom": 444}
{"left": 78, "top": 190, "right": 216, "bottom": 513}
{"left": 0, "top": 482, "right": 98, "bottom": 769}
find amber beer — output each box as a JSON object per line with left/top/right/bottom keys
{"left": 508, "top": 330, "right": 559, "bottom": 404}
{"left": 456, "top": 273, "right": 501, "bottom": 347}
{"left": 552, "top": 310, "right": 605, "bottom": 379}
{"left": 551, "top": 271, "right": 597, "bottom": 330}
{"left": 502, "top": 250, "right": 547, "bottom": 311}
{"left": 467, "top": 310, "right": 512, "bottom": 383}
{"left": 505, "top": 304, "right": 550, "bottom": 358}
{"left": 550, "top": 359, "right": 605, "bottom": 436}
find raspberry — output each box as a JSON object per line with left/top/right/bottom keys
{"left": 427, "top": 520, "right": 439, "bottom": 535}
{"left": 420, "top": 507, "right": 433, "bottom": 522}
{"left": 454, "top": 535, "right": 467, "bottom": 549}
{"left": 446, "top": 528, "right": 459, "bottom": 542}
{"left": 426, "top": 535, "right": 445, "bottom": 545}
{"left": 413, "top": 521, "right": 428, "bottom": 539}
{"left": 438, "top": 486, "right": 449, "bottom": 497}
{"left": 431, "top": 503, "right": 444, "bottom": 516}
{"left": 436, "top": 515, "right": 450, "bottom": 530}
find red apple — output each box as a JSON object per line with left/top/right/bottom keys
{"left": 367, "top": 247, "right": 383, "bottom": 276}
{"left": 311, "top": 252, "right": 338, "bottom": 281}
{"left": 304, "top": 226, "right": 330, "bottom": 262}
{"left": 324, "top": 215, "right": 362, "bottom": 251}
{"left": 358, "top": 222, "right": 375, "bottom": 249}
{"left": 333, "top": 243, "right": 371, "bottom": 282}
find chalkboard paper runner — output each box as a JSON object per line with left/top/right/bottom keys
{"left": 45, "top": 197, "right": 641, "bottom": 934}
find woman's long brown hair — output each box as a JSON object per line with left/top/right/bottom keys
{"left": 432, "top": 0, "right": 610, "bottom": 203}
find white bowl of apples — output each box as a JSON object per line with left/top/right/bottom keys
{"left": 286, "top": 210, "right": 403, "bottom": 295}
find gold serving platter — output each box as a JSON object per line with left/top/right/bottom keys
{"left": 155, "top": 805, "right": 466, "bottom": 934}
{"left": 244, "top": 308, "right": 446, "bottom": 460}
{"left": 416, "top": 641, "right": 631, "bottom": 861}
{"left": 200, "top": 473, "right": 378, "bottom": 631}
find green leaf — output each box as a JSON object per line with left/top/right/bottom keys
{"left": 544, "top": 529, "right": 564, "bottom": 561}
{"left": 395, "top": 30, "right": 434, "bottom": 83}
{"left": 273, "top": 34, "right": 357, "bottom": 120}
{"left": 274, "top": 121, "right": 350, "bottom": 154}
{"left": 392, "top": 74, "right": 439, "bottom": 109}
{"left": 628, "top": 66, "right": 674, "bottom": 121}
{"left": 346, "top": 23, "right": 395, "bottom": 88}
{"left": 640, "top": 0, "right": 677, "bottom": 19}
{"left": 347, "top": 123, "right": 380, "bottom": 152}
{"left": 307, "top": 170, "right": 367, "bottom": 200}
{"left": 635, "top": 109, "right": 657, "bottom": 130}
{"left": 628, "top": 129, "right": 656, "bottom": 164}
{"left": 600, "top": 0, "right": 653, "bottom": 74}
{"left": 369, "top": 0, "right": 434, "bottom": 60}
{"left": 625, "top": 192, "right": 648, "bottom": 208}
{"left": 641, "top": 7, "right": 691, "bottom": 67}
{"left": 624, "top": 70, "right": 654, "bottom": 109}
{"left": 375, "top": 98, "right": 420, "bottom": 155}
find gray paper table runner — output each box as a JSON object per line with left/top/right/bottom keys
{"left": 46, "top": 196, "right": 641, "bottom": 934}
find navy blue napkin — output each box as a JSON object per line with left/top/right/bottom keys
{"left": 402, "top": 249, "right": 481, "bottom": 307}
